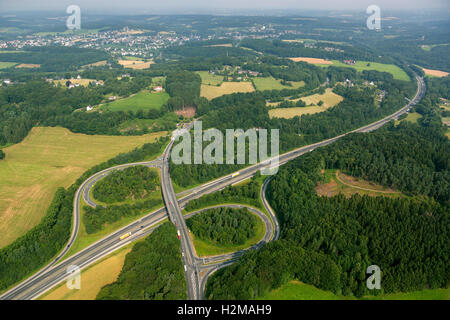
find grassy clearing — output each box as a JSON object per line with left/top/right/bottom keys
{"left": 269, "top": 106, "right": 325, "bottom": 119}
{"left": 257, "top": 280, "right": 449, "bottom": 300}
{"left": 81, "top": 60, "right": 107, "bottom": 68}
{"left": 196, "top": 71, "right": 224, "bottom": 86}
{"left": 328, "top": 61, "right": 410, "bottom": 81}
{"left": 258, "top": 281, "right": 342, "bottom": 300}
{"left": 315, "top": 169, "right": 403, "bottom": 198}
{"left": 118, "top": 113, "right": 178, "bottom": 132}
{"left": 200, "top": 82, "right": 255, "bottom": 100}
{"left": 53, "top": 78, "right": 102, "bottom": 87}
{"left": 289, "top": 57, "right": 332, "bottom": 65}
{"left": 102, "top": 91, "right": 169, "bottom": 113}
{"left": 269, "top": 88, "right": 343, "bottom": 119}
{"left": 188, "top": 209, "right": 265, "bottom": 257}
{"left": 118, "top": 59, "right": 154, "bottom": 70}
{"left": 0, "top": 127, "right": 165, "bottom": 248}
{"left": 252, "top": 77, "right": 305, "bottom": 91}
{"left": 299, "top": 59, "right": 409, "bottom": 81}
{"left": 396, "top": 112, "right": 422, "bottom": 125}
{"left": 15, "top": 63, "right": 40, "bottom": 69}
{"left": 0, "top": 62, "right": 17, "bottom": 69}
{"left": 40, "top": 244, "right": 132, "bottom": 300}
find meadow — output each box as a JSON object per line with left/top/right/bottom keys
{"left": 326, "top": 60, "right": 410, "bottom": 81}
{"left": 196, "top": 71, "right": 224, "bottom": 86}
{"left": 102, "top": 90, "right": 169, "bottom": 113}
{"left": 293, "top": 58, "right": 410, "bottom": 81}
{"left": 0, "top": 127, "right": 166, "bottom": 248}
{"left": 269, "top": 88, "right": 343, "bottom": 119}
{"left": 0, "top": 62, "right": 17, "bottom": 69}
{"left": 315, "top": 169, "right": 403, "bottom": 198}
{"left": 200, "top": 82, "right": 255, "bottom": 100}
{"left": 257, "top": 280, "right": 449, "bottom": 300}
{"left": 252, "top": 77, "right": 305, "bottom": 91}
{"left": 118, "top": 59, "right": 154, "bottom": 70}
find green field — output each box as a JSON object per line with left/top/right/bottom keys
{"left": 397, "top": 112, "right": 422, "bottom": 124}
{"left": 196, "top": 71, "right": 223, "bottom": 86}
{"left": 258, "top": 281, "right": 342, "bottom": 300}
{"left": 0, "top": 127, "right": 166, "bottom": 248}
{"left": 118, "top": 112, "right": 179, "bottom": 132}
{"left": 102, "top": 91, "right": 169, "bottom": 113}
{"left": 317, "top": 60, "right": 410, "bottom": 81}
{"left": 258, "top": 280, "right": 449, "bottom": 300}
{"left": 253, "top": 77, "right": 305, "bottom": 91}
{"left": 0, "top": 62, "right": 17, "bottom": 69}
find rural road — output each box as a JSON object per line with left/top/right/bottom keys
{"left": 0, "top": 74, "right": 425, "bottom": 300}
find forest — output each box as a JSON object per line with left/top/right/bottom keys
{"left": 96, "top": 223, "right": 186, "bottom": 300}
{"left": 186, "top": 207, "right": 258, "bottom": 246}
{"left": 206, "top": 123, "right": 449, "bottom": 298}
{"left": 92, "top": 166, "right": 159, "bottom": 204}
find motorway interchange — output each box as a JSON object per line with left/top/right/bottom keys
{"left": 0, "top": 74, "right": 425, "bottom": 300}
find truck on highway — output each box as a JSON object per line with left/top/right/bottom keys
{"left": 177, "top": 230, "right": 181, "bottom": 239}
{"left": 119, "top": 232, "right": 131, "bottom": 241}
{"left": 231, "top": 172, "right": 240, "bottom": 178}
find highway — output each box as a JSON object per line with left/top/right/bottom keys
{"left": 0, "top": 73, "right": 425, "bottom": 300}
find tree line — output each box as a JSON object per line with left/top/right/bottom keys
{"left": 93, "top": 166, "right": 159, "bottom": 204}
{"left": 96, "top": 223, "right": 186, "bottom": 300}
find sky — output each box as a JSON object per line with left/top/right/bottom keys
{"left": 0, "top": 0, "right": 449, "bottom": 14}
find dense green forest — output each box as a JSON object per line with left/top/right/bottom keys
{"left": 186, "top": 207, "right": 258, "bottom": 246}
{"left": 206, "top": 124, "right": 449, "bottom": 298}
{"left": 0, "top": 149, "right": 4, "bottom": 160}
{"left": 96, "top": 223, "right": 186, "bottom": 300}
{"left": 165, "top": 71, "right": 202, "bottom": 111}
{"left": 0, "top": 47, "right": 110, "bottom": 72}
{"left": 93, "top": 166, "right": 159, "bottom": 203}
{"left": 0, "top": 137, "right": 168, "bottom": 291}
{"left": 315, "top": 123, "right": 449, "bottom": 202}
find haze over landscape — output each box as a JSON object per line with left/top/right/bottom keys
{"left": 0, "top": 0, "right": 448, "bottom": 311}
